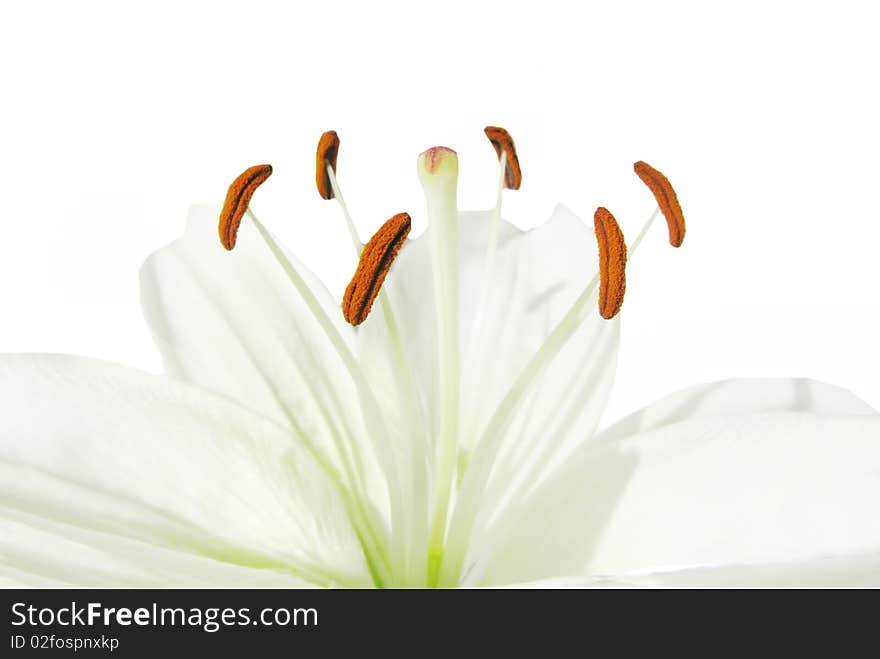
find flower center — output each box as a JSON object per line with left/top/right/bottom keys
{"left": 214, "top": 129, "right": 686, "bottom": 587}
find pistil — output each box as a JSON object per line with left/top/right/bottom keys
{"left": 418, "top": 146, "right": 461, "bottom": 586}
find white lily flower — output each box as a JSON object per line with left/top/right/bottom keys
{"left": 2, "top": 128, "right": 879, "bottom": 588}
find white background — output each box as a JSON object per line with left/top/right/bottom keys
{"left": 1, "top": 0, "right": 878, "bottom": 422}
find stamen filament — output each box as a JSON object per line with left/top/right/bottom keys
{"left": 439, "top": 205, "right": 661, "bottom": 586}
{"left": 485, "top": 150, "right": 508, "bottom": 282}
{"left": 630, "top": 206, "right": 661, "bottom": 253}
{"left": 282, "top": 410, "right": 391, "bottom": 588}
{"left": 178, "top": 258, "right": 387, "bottom": 586}
{"left": 460, "top": 149, "right": 508, "bottom": 468}
{"left": 476, "top": 207, "right": 662, "bottom": 581}
{"left": 326, "top": 164, "right": 363, "bottom": 252}
{"left": 378, "top": 289, "right": 430, "bottom": 587}
{"left": 263, "top": 331, "right": 390, "bottom": 586}
{"left": 440, "top": 274, "right": 599, "bottom": 585}
{"left": 322, "top": 150, "right": 429, "bottom": 585}
{"left": 246, "top": 207, "right": 407, "bottom": 586}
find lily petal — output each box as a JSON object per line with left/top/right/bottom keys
{"left": 476, "top": 380, "right": 880, "bottom": 586}
{"left": 605, "top": 553, "right": 880, "bottom": 587}
{"left": 599, "top": 378, "right": 877, "bottom": 442}
{"left": 0, "top": 354, "right": 373, "bottom": 587}
{"left": 498, "top": 575, "right": 639, "bottom": 588}
{"left": 0, "top": 510, "right": 312, "bottom": 587}
{"left": 140, "top": 205, "right": 385, "bottom": 511}
{"left": 508, "top": 553, "right": 880, "bottom": 587}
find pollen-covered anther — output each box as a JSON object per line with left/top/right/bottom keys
{"left": 633, "top": 161, "right": 685, "bottom": 247}
{"left": 484, "top": 126, "right": 522, "bottom": 190}
{"left": 218, "top": 164, "right": 273, "bottom": 251}
{"left": 342, "top": 212, "right": 412, "bottom": 326}
{"left": 594, "top": 207, "right": 627, "bottom": 320}
{"left": 316, "top": 130, "right": 341, "bottom": 200}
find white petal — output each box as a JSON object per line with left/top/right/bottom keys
{"left": 502, "top": 553, "right": 880, "bottom": 587}
{"left": 607, "top": 553, "right": 880, "bottom": 587}
{"left": 476, "top": 382, "right": 880, "bottom": 585}
{"left": 140, "top": 205, "right": 385, "bottom": 512}
{"left": 0, "top": 354, "right": 373, "bottom": 586}
{"left": 0, "top": 509, "right": 311, "bottom": 587}
{"left": 599, "top": 378, "right": 877, "bottom": 442}
{"left": 494, "top": 575, "right": 639, "bottom": 588}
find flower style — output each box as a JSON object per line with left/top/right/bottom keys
{"left": 1, "top": 127, "right": 879, "bottom": 588}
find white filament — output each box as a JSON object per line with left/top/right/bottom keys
{"left": 323, "top": 165, "right": 429, "bottom": 586}
{"left": 440, "top": 205, "right": 661, "bottom": 585}
{"left": 460, "top": 150, "right": 508, "bottom": 460}
{"left": 246, "top": 207, "right": 404, "bottom": 586}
